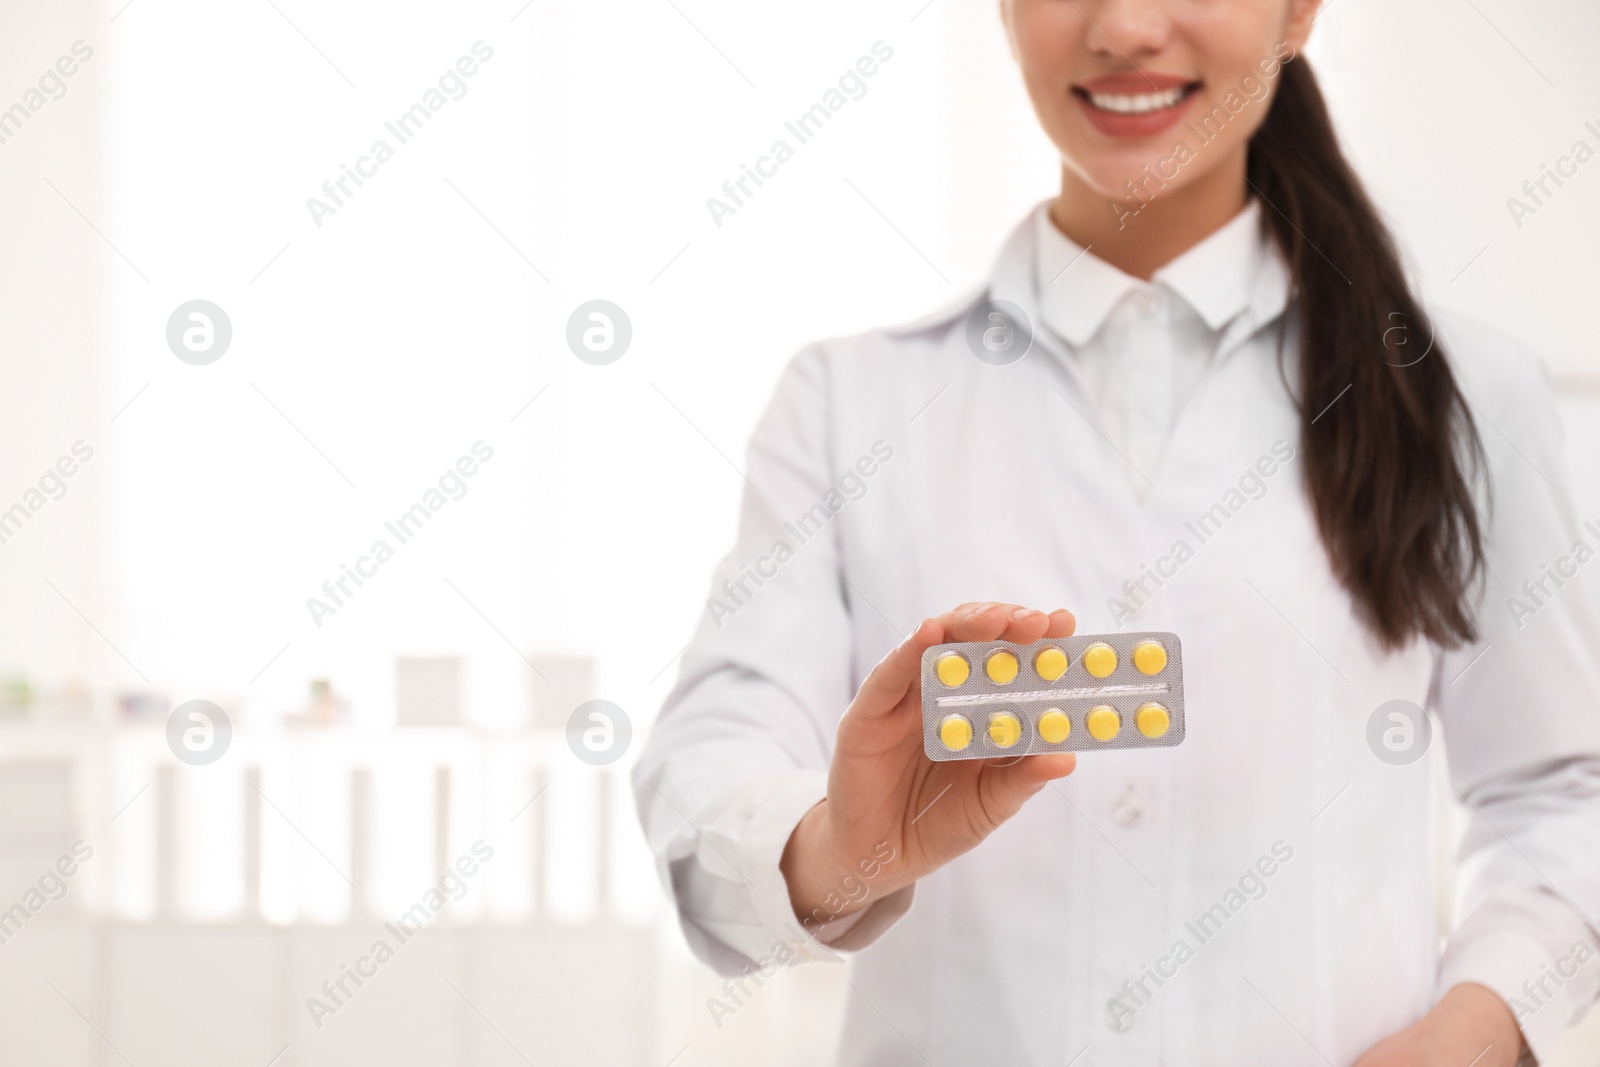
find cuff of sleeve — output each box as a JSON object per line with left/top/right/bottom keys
{"left": 736, "top": 770, "right": 917, "bottom": 965}
{"left": 811, "top": 883, "right": 916, "bottom": 952}
{"left": 1440, "top": 930, "right": 1572, "bottom": 1063}
{"left": 737, "top": 769, "right": 833, "bottom": 961}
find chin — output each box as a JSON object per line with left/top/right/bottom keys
{"left": 1072, "top": 156, "right": 1193, "bottom": 204}
{"left": 1063, "top": 125, "right": 1237, "bottom": 214}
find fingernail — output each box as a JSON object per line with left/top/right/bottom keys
{"left": 1012, "top": 607, "right": 1039, "bottom": 619}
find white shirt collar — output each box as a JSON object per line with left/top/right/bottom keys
{"left": 1026, "top": 198, "right": 1288, "bottom": 349}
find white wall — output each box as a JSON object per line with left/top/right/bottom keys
{"left": 1310, "top": 0, "right": 1600, "bottom": 386}
{"left": 0, "top": 3, "right": 110, "bottom": 702}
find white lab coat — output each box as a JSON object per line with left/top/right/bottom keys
{"left": 633, "top": 203, "right": 1600, "bottom": 1065}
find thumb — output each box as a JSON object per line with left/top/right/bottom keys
{"left": 847, "top": 618, "right": 942, "bottom": 721}
{"left": 979, "top": 752, "right": 1077, "bottom": 823}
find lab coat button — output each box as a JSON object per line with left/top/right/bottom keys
{"left": 1110, "top": 786, "right": 1146, "bottom": 828}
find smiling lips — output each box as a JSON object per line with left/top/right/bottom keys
{"left": 1074, "top": 72, "right": 1200, "bottom": 138}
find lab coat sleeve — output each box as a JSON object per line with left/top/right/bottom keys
{"left": 631, "top": 344, "right": 914, "bottom": 975}
{"left": 1431, "top": 340, "right": 1600, "bottom": 1062}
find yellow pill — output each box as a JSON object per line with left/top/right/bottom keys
{"left": 988, "top": 712, "right": 1022, "bottom": 748}
{"left": 1085, "top": 705, "right": 1121, "bottom": 742}
{"left": 1136, "top": 702, "right": 1171, "bottom": 739}
{"left": 1038, "top": 708, "right": 1071, "bottom": 744}
{"left": 1133, "top": 640, "right": 1168, "bottom": 676}
{"left": 1034, "top": 647, "right": 1069, "bottom": 682}
{"left": 1082, "top": 643, "right": 1118, "bottom": 678}
{"left": 985, "top": 650, "right": 1020, "bottom": 685}
{"left": 935, "top": 653, "right": 970, "bottom": 688}
{"left": 940, "top": 714, "right": 973, "bottom": 751}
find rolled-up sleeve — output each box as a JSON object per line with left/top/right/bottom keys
{"left": 631, "top": 345, "right": 913, "bottom": 974}
{"left": 1432, "top": 333, "right": 1600, "bottom": 1062}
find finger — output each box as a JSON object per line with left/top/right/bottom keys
{"left": 847, "top": 617, "right": 942, "bottom": 720}
{"left": 1044, "top": 608, "right": 1076, "bottom": 639}
{"left": 1007, "top": 752, "right": 1077, "bottom": 787}
{"left": 980, "top": 752, "right": 1077, "bottom": 821}
{"left": 939, "top": 603, "right": 1015, "bottom": 642}
{"left": 940, "top": 604, "right": 1063, "bottom": 645}
{"left": 1000, "top": 605, "right": 1052, "bottom": 644}
{"left": 940, "top": 602, "right": 998, "bottom": 625}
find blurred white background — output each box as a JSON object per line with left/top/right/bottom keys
{"left": 0, "top": 0, "right": 1597, "bottom": 1063}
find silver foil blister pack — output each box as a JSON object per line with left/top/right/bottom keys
{"left": 920, "top": 632, "right": 1185, "bottom": 761}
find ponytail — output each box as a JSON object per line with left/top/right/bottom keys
{"left": 1249, "top": 58, "right": 1485, "bottom": 650}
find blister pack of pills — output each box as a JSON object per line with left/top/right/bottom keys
{"left": 920, "top": 632, "right": 1185, "bottom": 760}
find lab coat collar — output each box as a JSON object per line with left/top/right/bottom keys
{"left": 1002, "top": 198, "right": 1292, "bottom": 354}
{"left": 1153, "top": 198, "right": 1274, "bottom": 332}
{"left": 1030, "top": 208, "right": 1143, "bottom": 348}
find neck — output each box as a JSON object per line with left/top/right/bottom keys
{"left": 1048, "top": 151, "right": 1250, "bottom": 280}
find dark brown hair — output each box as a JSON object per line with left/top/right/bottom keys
{"left": 1248, "top": 57, "right": 1484, "bottom": 650}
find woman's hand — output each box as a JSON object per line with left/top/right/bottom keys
{"left": 780, "top": 602, "right": 1078, "bottom": 927}
{"left": 1352, "top": 984, "right": 1523, "bottom": 1066}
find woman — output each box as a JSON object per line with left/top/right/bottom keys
{"left": 634, "top": 1, "right": 1600, "bottom": 1063}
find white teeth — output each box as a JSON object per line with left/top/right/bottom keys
{"left": 1087, "top": 86, "right": 1186, "bottom": 114}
